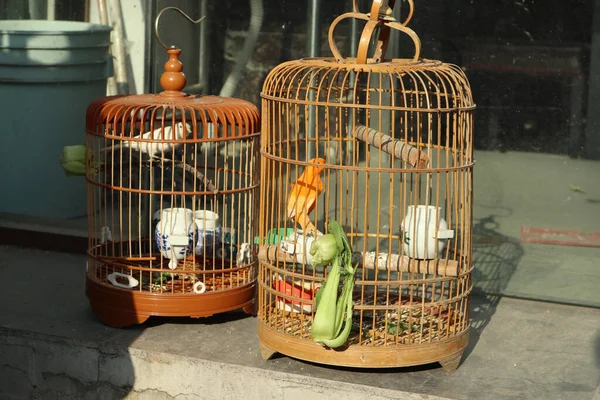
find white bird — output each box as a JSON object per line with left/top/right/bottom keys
{"left": 101, "top": 122, "right": 192, "bottom": 157}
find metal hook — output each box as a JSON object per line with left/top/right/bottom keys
{"left": 154, "top": 7, "right": 207, "bottom": 50}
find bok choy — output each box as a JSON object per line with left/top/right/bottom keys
{"left": 310, "top": 220, "right": 358, "bottom": 348}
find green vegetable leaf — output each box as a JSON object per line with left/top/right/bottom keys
{"left": 311, "top": 257, "right": 342, "bottom": 342}
{"left": 310, "top": 220, "right": 358, "bottom": 349}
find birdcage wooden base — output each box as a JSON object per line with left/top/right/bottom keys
{"left": 258, "top": 320, "right": 468, "bottom": 372}
{"left": 86, "top": 276, "right": 256, "bottom": 328}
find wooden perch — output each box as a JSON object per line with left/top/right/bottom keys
{"left": 354, "top": 125, "right": 429, "bottom": 168}
{"left": 173, "top": 161, "right": 218, "bottom": 194}
{"left": 100, "top": 157, "right": 218, "bottom": 194}
{"left": 257, "top": 245, "right": 459, "bottom": 277}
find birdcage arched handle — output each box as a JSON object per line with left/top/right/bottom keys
{"left": 328, "top": 0, "right": 420, "bottom": 64}
{"left": 352, "top": 0, "right": 414, "bottom": 27}
{"left": 154, "top": 6, "right": 206, "bottom": 50}
{"left": 328, "top": 12, "right": 370, "bottom": 61}
{"left": 357, "top": 20, "right": 421, "bottom": 64}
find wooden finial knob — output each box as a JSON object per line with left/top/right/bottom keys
{"left": 160, "top": 48, "right": 187, "bottom": 96}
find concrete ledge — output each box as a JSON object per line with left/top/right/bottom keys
{"left": 0, "top": 328, "right": 449, "bottom": 400}
{"left": 0, "top": 245, "right": 599, "bottom": 400}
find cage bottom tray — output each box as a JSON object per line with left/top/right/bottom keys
{"left": 258, "top": 300, "right": 469, "bottom": 372}
{"left": 86, "top": 276, "right": 256, "bottom": 328}
{"left": 94, "top": 258, "right": 252, "bottom": 294}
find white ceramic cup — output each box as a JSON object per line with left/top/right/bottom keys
{"left": 401, "top": 205, "right": 454, "bottom": 260}
{"left": 155, "top": 207, "right": 197, "bottom": 269}
{"left": 194, "top": 210, "right": 222, "bottom": 255}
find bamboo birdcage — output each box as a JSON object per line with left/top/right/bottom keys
{"left": 257, "top": 0, "right": 475, "bottom": 372}
{"left": 84, "top": 8, "right": 260, "bottom": 328}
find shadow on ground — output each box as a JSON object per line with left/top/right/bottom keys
{"left": 464, "top": 209, "right": 524, "bottom": 361}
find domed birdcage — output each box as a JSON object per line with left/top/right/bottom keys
{"left": 257, "top": 0, "right": 475, "bottom": 372}
{"left": 85, "top": 8, "right": 260, "bottom": 327}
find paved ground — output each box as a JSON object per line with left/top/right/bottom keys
{"left": 0, "top": 245, "right": 598, "bottom": 399}
{"left": 472, "top": 150, "right": 600, "bottom": 308}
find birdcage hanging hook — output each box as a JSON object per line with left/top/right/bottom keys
{"left": 154, "top": 6, "right": 207, "bottom": 50}
{"left": 330, "top": 0, "right": 421, "bottom": 64}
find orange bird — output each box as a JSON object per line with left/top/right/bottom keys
{"left": 286, "top": 158, "right": 326, "bottom": 234}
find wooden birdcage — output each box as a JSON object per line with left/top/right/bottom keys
{"left": 84, "top": 8, "right": 260, "bottom": 327}
{"left": 257, "top": 0, "right": 475, "bottom": 372}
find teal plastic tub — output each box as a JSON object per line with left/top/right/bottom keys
{"left": 0, "top": 20, "right": 112, "bottom": 219}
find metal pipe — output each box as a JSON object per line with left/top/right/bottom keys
{"left": 108, "top": 0, "right": 129, "bottom": 95}
{"left": 387, "top": 0, "right": 403, "bottom": 58}
{"left": 47, "top": 0, "right": 56, "bottom": 20}
{"left": 142, "top": 0, "right": 156, "bottom": 94}
{"left": 84, "top": 0, "right": 90, "bottom": 22}
{"left": 346, "top": 0, "right": 359, "bottom": 164}
{"left": 28, "top": 0, "right": 43, "bottom": 19}
{"left": 197, "top": 0, "right": 210, "bottom": 95}
{"left": 584, "top": 0, "right": 600, "bottom": 159}
{"left": 350, "top": 8, "right": 358, "bottom": 56}
{"left": 97, "top": 0, "right": 118, "bottom": 95}
{"left": 97, "top": 0, "right": 108, "bottom": 24}
{"left": 306, "top": 0, "right": 321, "bottom": 57}
{"left": 306, "top": 0, "right": 321, "bottom": 159}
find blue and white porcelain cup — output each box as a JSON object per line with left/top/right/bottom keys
{"left": 194, "top": 210, "right": 222, "bottom": 255}
{"left": 154, "top": 208, "right": 197, "bottom": 269}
